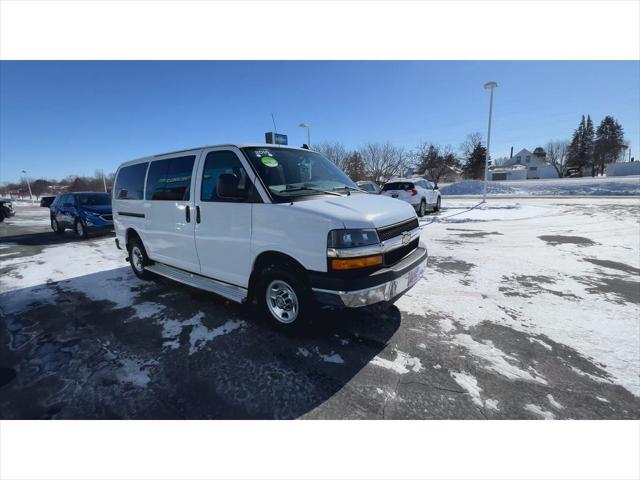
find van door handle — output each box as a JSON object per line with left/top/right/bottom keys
{"left": 185, "top": 205, "right": 191, "bottom": 223}
{"left": 196, "top": 206, "right": 201, "bottom": 224}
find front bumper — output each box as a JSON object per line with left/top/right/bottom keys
{"left": 311, "top": 246, "right": 428, "bottom": 308}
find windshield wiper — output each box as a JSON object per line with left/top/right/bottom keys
{"left": 332, "top": 185, "right": 365, "bottom": 195}
{"left": 280, "top": 186, "right": 342, "bottom": 196}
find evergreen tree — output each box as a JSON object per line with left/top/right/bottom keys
{"left": 584, "top": 115, "right": 596, "bottom": 175}
{"left": 566, "top": 115, "right": 594, "bottom": 173}
{"left": 461, "top": 140, "right": 486, "bottom": 179}
{"left": 594, "top": 116, "right": 625, "bottom": 175}
{"left": 532, "top": 146, "right": 546, "bottom": 158}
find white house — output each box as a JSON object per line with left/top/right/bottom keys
{"left": 489, "top": 164, "right": 527, "bottom": 181}
{"left": 501, "top": 148, "right": 559, "bottom": 179}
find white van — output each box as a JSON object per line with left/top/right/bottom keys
{"left": 112, "top": 144, "right": 427, "bottom": 327}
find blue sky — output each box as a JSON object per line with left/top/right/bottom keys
{"left": 1, "top": 61, "right": 638, "bottom": 183}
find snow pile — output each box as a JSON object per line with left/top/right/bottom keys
{"left": 441, "top": 176, "right": 640, "bottom": 196}
{"left": 441, "top": 180, "right": 516, "bottom": 195}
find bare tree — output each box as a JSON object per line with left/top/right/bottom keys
{"left": 546, "top": 140, "right": 569, "bottom": 177}
{"left": 414, "top": 143, "right": 458, "bottom": 187}
{"left": 313, "top": 142, "right": 350, "bottom": 171}
{"left": 460, "top": 132, "right": 483, "bottom": 158}
{"left": 358, "top": 142, "right": 407, "bottom": 182}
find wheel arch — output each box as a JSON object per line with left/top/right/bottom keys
{"left": 248, "top": 250, "right": 308, "bottom": 300}
{"left": 125, "top": 227, "right": 143, "bottom": 250}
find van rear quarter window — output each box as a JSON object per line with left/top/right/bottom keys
{"left": 146, "top": 155, "right": 196, "bottom": 201}
{"left": 115, "top": 162, "right": 148, "bottom": 200}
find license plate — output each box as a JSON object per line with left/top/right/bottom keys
{"left": 407, "top": 267, "right": 421, "bottom": 287}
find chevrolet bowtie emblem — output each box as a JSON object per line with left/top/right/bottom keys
{"left": 401, "top": 231, "right": 411, "bottom": 245}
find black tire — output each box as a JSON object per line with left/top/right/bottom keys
{"left": 0, "top": 211, "right": 5, "bottom": 223}
{"left": 128, "top": 236, "right": 153, "bottom": 280}
{"left": 74, "top": 218, "right": 88, "bottom": 238}
{"left": 256, "top": 264, "right": 315, "bottom": 329}
{"left": 51, "top": 218, "right": 64, "bottom": 234}
{"left": 417, "top": 200, "right": 426, "bottom": 217}
{"left": 434, "top": 196, "right": 441, "bottom": 212}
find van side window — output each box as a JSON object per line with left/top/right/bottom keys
{"left": 146, "top": 155, "right": 196, "bottom": 201}
{"left": 115, "top": 162, "right": 148, "bottom": 200}
{"left": 200, "top": 151, "right": 252, "bottom": 203}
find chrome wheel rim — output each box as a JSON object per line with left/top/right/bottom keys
{"left": 266, "top": 280, "right": 299, "bottom": 324}
{"left": 420, "top": 202, "right": 425, "bottom": 215}
{"left": 76, "top": 222, "right": 84, "bottom": 237}
{"left": 131, "top": 246, "right": 144, "bottom": 272}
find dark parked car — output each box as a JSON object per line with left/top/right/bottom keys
{"left": 356, "top": 180, "right": 382, "bottom": 194}
{"left": 50, "top": 192, "right": 113, "bottom": 237}
{"left": 40, "top": 195, "right": 56, "bottom": 208}
{"left": 0, "top": 198, "right": 16, "bottom": 223}
{"left": 565, "top": 167, "right": 582, "bottom": 178}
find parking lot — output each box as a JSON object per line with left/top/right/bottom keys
{"left": 0, "top": 198, "right": 638, "bottom": 419}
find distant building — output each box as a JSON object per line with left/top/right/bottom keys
{"left": 489, "top": 164, "right": 527, "bottom": 181}
{"left": 409, "top": 165, "right": 463, "bottom": 184}
{"left": 501, "top": 148, "right": 558, "bottom": 179}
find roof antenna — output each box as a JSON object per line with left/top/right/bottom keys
{"left": 271, "top": 113, "right": 278, "bottom": 134}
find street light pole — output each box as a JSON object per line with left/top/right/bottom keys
{"left": 21, "top": 169, "right": 33, "bottom": 201}
{"left": 299, "top": 123, "right": 311, "bottom": 148}
{"left": 482, "top": 81, "right": 498, "bottom": 204}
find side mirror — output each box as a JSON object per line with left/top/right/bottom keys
{"left": 217, "top": 173, "right": 247, "bottom": 201}
{"left": 434, "top": 185, "right": 439, "bottom": 190}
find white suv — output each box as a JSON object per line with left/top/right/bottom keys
{"left": 112, "top": 144, "right": 428, "bottom": 327}
{"left": 381, "top": 178, "right": 441, "bottom": 217}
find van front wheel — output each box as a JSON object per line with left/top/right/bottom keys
{"left": 256, "top": 266, "right": 313, "bottom": 328}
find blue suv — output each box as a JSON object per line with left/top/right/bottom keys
{"left": 50, "top": 192, "right": 113, "bottom": 237}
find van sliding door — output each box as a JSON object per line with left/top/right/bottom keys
{"left": 143, "top": 152, "right": 201, "bottom": 273}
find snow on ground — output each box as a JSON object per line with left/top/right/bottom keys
{"left": 440, "top": 176, "right": 640, "bottom": 196}
{"left": 2, "top": 207, "right": 51, "bottom": 227}
{"left": 398, "top": 197, "right": 640, "bottom": 396}
{"left": 0, "top": 237, "right": 135, "bottom": 314}
{"left": 371, "top": 349, "right": 424, "bottom": 374}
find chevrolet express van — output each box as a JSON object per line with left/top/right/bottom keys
{"left": 112, "top": 144, "right": 427, "bottom": 327}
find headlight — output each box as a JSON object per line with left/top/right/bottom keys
{"left": 327, "top": 229, "right": 380, "bottom": 249}
{"left": 84, "top": 211, "right": 101, "bottom": 216}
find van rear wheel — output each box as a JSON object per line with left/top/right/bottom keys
{"left": 256, "top": 265, "right": 313, "bottom": 329}
{"left": 128, "top": 237, "right": 153, "bottom": 280}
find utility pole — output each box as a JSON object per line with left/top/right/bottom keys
{"left": 21, "top": 170, "right": 33, "bottom": 201}
{"left": 299, "top": 123, "right": 311, "bottom": 148}
{"left": 482, "top": 81, "right": 498, "bottom": 203}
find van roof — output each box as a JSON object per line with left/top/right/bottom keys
{"left": 117, "top": 144, "right": 311, "bottom": 168}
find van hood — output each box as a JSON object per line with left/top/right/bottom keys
{"left": 290, "top": 193, "right": 417, "bottom": 229}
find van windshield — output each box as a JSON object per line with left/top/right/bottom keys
{"left": 77, "top": 193, "right": 111, "bottom": 206}
{"left": 242, "top": 147, "right": 359, "bottom": 202}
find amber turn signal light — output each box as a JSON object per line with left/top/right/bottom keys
{"left": 330, "top": 255, "right": 383, "bottom": 270}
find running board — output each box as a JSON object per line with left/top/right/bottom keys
{"left": 146, "top": 263, "right": 247, "bottom": 303}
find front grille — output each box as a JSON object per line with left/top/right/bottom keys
{"left": 384, "top": 238, "right": 419, "bottom": 266}
{"left": 377, "top": 217, "right": 419, "bottom": 242}
{"left": 101, "top": 214, "right": 113, "bottom": 221}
